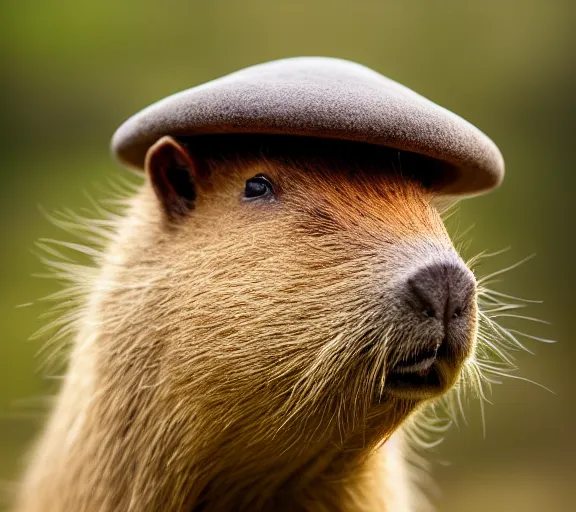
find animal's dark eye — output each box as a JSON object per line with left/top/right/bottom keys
{"left": 244, "top": 174, "right": 274, "bottom": 200}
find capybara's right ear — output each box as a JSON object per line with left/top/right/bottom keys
{"left": 145, "top": 136, "right": 198, "bottom": 220}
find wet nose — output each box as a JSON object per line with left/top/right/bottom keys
{"left": 406, "top": 262, "right": 476, "bottom": 329}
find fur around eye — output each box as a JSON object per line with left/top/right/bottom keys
{"left": 244, "top": 174, "right": 275, "bottom": 200}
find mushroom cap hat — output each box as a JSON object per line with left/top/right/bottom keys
{"left": 112, "top": 57, "right": 504, "bottom": 197}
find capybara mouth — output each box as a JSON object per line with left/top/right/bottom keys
{"left": 386, "top": 365, "right": 442, "bottom": 391}
{"left": 393, "top": 348, "right": 438, "bottom": 374}
{"left": 384, "top": 339, "right": 460, "bottom": 398}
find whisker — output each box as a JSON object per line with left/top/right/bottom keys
{"left": 476, "top": 254, "right": 535, "bottom": 284}
{"left": 478, "top": 288, "right": 542, "bottom": 304}
{"left": 489, "top": 313, "right": 551, "bottom": 325}
{"left": 506, "top": 329, "right": 557, "bottom": 344}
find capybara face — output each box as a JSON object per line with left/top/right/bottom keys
{"left": 101, "top": 135, "right": 477, "bottom": 459}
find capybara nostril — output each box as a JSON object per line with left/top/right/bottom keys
{"left": 406, "top": 261, "right": 476, "bottom": 330}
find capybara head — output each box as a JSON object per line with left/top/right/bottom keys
{"left": 97, "top": 134, "right": 477, "bottom": 478}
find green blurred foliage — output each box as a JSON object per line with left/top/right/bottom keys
{"left": 1, "top": 1, "right": 574, "bottom": 510}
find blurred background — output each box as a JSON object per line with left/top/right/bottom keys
{"left": 1, "top": 1, "right": 574, "bottom": 510}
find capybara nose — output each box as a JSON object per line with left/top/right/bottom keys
{"left": 406, "top": 261, "right": 476, "bottom": 330}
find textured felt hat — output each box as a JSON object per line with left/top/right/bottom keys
{"left": 112, "top": 57, "right": 504, "bottom": 196}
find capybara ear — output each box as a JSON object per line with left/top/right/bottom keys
{"left": 145, "top": 136, "right": 198, "bottom": 220}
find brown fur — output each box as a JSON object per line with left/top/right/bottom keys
{"left": 16, "top": 136, "right": 479, "bottom": 512}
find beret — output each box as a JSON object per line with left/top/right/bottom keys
{"left": 112, "top": 57, "right": 504, "bottom": 196}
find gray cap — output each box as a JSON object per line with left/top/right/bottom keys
{"left": 112, "top": 57, "right": 504, "bottom": 196}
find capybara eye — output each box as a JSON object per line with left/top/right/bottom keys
{"left": 244, "top": 174, "right": 274, "bottom": 200}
